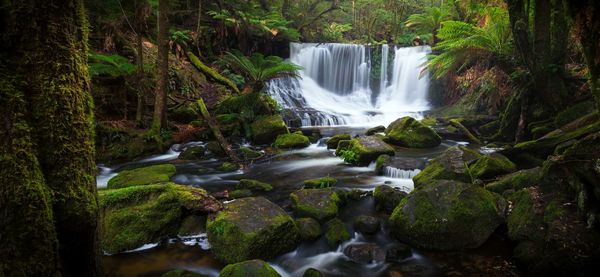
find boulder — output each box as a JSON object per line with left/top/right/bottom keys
{"left": 219, "top": 259, "right": 281, "bottom": 277}
{"left": 302, "top": 268, "right": 323, "bottom": 277}
{"left": 484, "top": 167, "right": 541, "bottom": 194}
{"left": 384, "top": 117, "right": 442, "bottom": 148}
{"left": 353, "top": 215, "right": 381, "bottom": 234}
{"left": 250, "top": 115, "right": 289, "bottom": 145}
{"left": 302, "top": 177, "right": 338, "bottom": 189}
{"left": 107, "top": 164, "right": 176, "bottom": 189}
{"left": 335, "top": 136, "right": 395, "bottom": 166}
{"left": 326, "top": 133, "right": 351, "bottom": 149}
{"left": 290, "top": 189, "right": 341, "bottom": 221}
{"left": 469, "top": 153, "right": 516, "bottom": 180}
{"left": 325, "top": 218, "right": 350, "bottom": 247}
{"left": 99, "top": 183, "right": 222, "bottom": 254}
{"left": 366, "top": 125, "right": 386, "bottom": 136}
{"left": 229, "top": 189, "right": 252, "bottom": 199}
{"left": 274, "top": 132, "right": 310, "bottom": 149}
{"left": 162, "top": 269, "right": 208, "bottom": 277}
{"left": 236, "top": 179, "right": 273, "bottom": 192}
{"left": 179, "top": 146, "right": 206, "bottom": 160}
{"left": 373, "top": 185, "right": 407, "bottom": 213}
{"left": 206, "top": 141, "right": 226, "bottom": 157}
{"left": 343, "top": 243, "right": 386, "bottom": 264}
{"left": 412, "top": 147, "right": 479, "bottom": 188}
{"left": 385, "top": 243, "right": 412, "bottom": 262}
{"left": 219, "top": 162, "right": 239, "bottom": 172}
{"left": 296, "top": 217, "right": 322, "bottom": 241}
{"left": 207, "top": 197, "right": 300, "bottom": 263}
{"left": 239, "top": 147, "right": 263, "bottom": 159}
{"left": 389, "top": 180, "right": 506, "bottom": 250}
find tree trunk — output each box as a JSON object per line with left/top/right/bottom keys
{"left": 135, "top": 0, "right": 148, "bottom": 127}
{"left": 152, "top": 0, "right": 169, "bottom": 133}
{"left": 196, "top": 99, "right": 241, "bottom": 164}
{"left": 0, "top": 0, "right": 100, "bottom": 276}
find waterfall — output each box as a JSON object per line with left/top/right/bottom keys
{"left": 268, "top": 43, "right": 431, "bottom": 127}
{"left": 383, "top": 167, "right": 421, "bottom": 179}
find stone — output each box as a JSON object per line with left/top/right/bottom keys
{"left": 484, "top": 167, "right": 541, "bottom": 194}
{"left": 353, "top": 215, "right": 381, "bottom": 234}
{"left": 373, "top": 185, "right": 407, "bottom": 213}
{"left": 178, "top": 146, "right": 206, "bottom": 160}
{"left": 236, "top": 179, "right": 273, "bottom": 191}
{"left": 365, "top": 125, "right": 386, "bottom": 136}
{"left": 162, "top": 269, "right": 208, "bottom": 277}
{"left": 219, "top": 259, "right": 281, "bottom": 277}
{"left": 302, "top": 177, "right": 338, "bottom": 189}
{"left": 250, "top": 115, "right": 289, "bottom": 145}
{"left": 274, "top": 133, "right": 310, "bottom": 149}
{"left": 412, "top": 146, "right": 480, "bottom": 188}
{"left": 107, "top": 164, "right": 176, "bottom": 189}
{"left": 296, "top": 217, "right": 322, "bottom": 241}
{"left": 336, "top": 136, "right": 395, "bottom": 166}
{"left": 385, "top": 243, "right": 412, "bottom": 262}
{"left": 343, "top": 243, "right": 386, "bottom": 264}
{"left": 290, "top": 189, "right": 341, "bottom": 221}
{"left": 302, "top": 268, "right": 323, "bottom": 277}
{"left": 384, "top": 116, "right": 442, "bottom": 148}
{"left": 325, "top": 218, "right": 350, "bottom": 247}
{"left": 326, "top": 134, "right": 351, "bottom": 149}
{"left": 469, "top": 153, "right": 517, "bottom": 180}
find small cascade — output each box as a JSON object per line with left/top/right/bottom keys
{"left": 383, "top": 166, "right": 421, "bottom": 179}
{"left": 379, "top": 44, "right": 389, "bottom": 95}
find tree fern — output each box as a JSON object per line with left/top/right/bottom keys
{"left": 405, "top": 7, "right": 452, "bottom": 44}
{"left": 88, "top": 53, "right": 135, "bottom": 77}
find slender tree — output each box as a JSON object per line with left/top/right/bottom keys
{"left": 0, "top": 0, "right": 100, "bottom": 276}
{"left": 135, "top": 0, "right": 150, "bottom": 127}
{"left": 152, "top": 0, "right": 170, "bottom": 135}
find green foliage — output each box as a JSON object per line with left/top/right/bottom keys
{"left": 208, "top": 8, "right": 300, "bottom": 41}
{"left": 405, "top": 6, "right": 452, "bottom": 43}
{"left": 339, "top": 150, "right": 358, "bottom": 164}
{"left": 170, "top": 30, "right": 192, "bottom": 48}
{"left": 323, "top": 23, "right": 353, "bottom": 42}
{"left": 88, "top": 52, "right": 135, "bottom": 77}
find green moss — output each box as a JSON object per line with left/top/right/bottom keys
{"left": 302, "top": 268, "right": 323, "bottom": 277}
{"left": 336, "top": 137, "right": 395, "bottom": 166}
{"left": 421, "top": 117, "right": 438, "bottom": 127}
{"left": 178, "top": 215, "right": 205, "bottom": 236}
{"left": 326, "top": 134, "right": 351, "bottom": 149}
{"left": 412, "top": 147, "right": 474, "bottom": 188}
{"left": 484, "top": 167, "right": 541, "bottom": 194}
{"left": 237, "top": 179, "right": 273, "bottom": 191}
{"left": 187, "top": 51, "right": 239, "bottom": 94}
{"left": 290, "top": 189, "right": 341, "bottom": 221}
{"left": 296, "top": 218, "right": 322, "bottom": 240}
{"left": 240, "top": 147, "right": 263, "bottom": 159}
{"left": 325, "top": 218, "right": 350, "bottom": 247}
{"left": 179, "top": 146, "right": 205, "bottom": 160}
{"left": 365, "top": 125, "right": 386, "bottom": 135}
{"left": 206, "top": 141, "right": 226, "bottom": 157}
{"left": 335, "top": 140, "right": 352, "bottom": 155}
{"left": 469, "top": 153, "right": 516, "bottom": 180}
{"left": 162, "top": 269, "right": 208, "bottom": 277}
{"left": 384, "top": 116, "right": 442, "bottom": 148}
{"left": 219, "top": 259, "right": 281, "bottom": 277}
{"left": 250, "top": 115, "right": 289, "bottom": 145}
{"left": 554, "top": 101, "right": 595, "bottom": 128}
{"left": 219, "top": 162, "right": 239, "bottom": 172}
{"left": 229, "top": 189, "right": 253, "bottom": 199}
{"left": 543, "top": 200, "right": 565, "bottom": 223}
{"left": 107, "top": 164, "right": 176, "bottom": 189}
{"left": 303, "top": 177, "right": 338, "bottom": 189}
{"left": 375, "top": 154, "right": 391, "bottom": 174}
{"left": 507, "top": 189, "right": 544, "bottom": 241}
{"left": 274, "top": 133, "right": 310, "bottom": 149}
{"left": 373, "top": 185, "right": 407, "bottom": 212}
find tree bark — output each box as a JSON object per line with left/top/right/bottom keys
{"left": 152, "top": 0, "right": 169, "bottom": 133}
{"left": 196, "top": 99, "right": 241, "bottom": 164}
{"left": 0, "top": 0, "right": 100, "bottom": 276}
{"left": 135, "top": 0, "right": 149, "bottom": 127}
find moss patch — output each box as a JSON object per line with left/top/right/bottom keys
{"left": 296, "top": 217, "right": 322, "bottom": 241}
{"left": 373, "top": 185, "right": 407, "bottom": 213}
{"left": 412, "top": 147, "right": 476, "bottom": 188}
{"left": 237, "top": 179, "right": 273, "bottom": 191}
{"left": 107, "top": 164, "right": 176, "bottom": 189}
{"left": 250, "top": 115, "right": 289, "bottom": 145}
{"left": 274, "top": 133, "right": 310, "bottom": 149}
{"left": 179, "top": 146, "right": 205, "bottom": 160}
{"left": 484, "top": 167, "right": 541, "bottom": 194}
{"left": 325, "top": 218, "right": 350, "bottom": 247}
{"left": 219, "top": 259, "right": 281, "bottom": 277}
{"left": 384, "top": 116, "right": 442, "bottom": 148}
{"left": 326, "top": 134, "right": 352, "bottom": 149}
{"left": 303, "top": 177, "right": 338, "bottom": 189}
{"left": 469, "top": 153, "right": 516, "bottom": 180}
{"left": 335, "top": 137, "right": 395, "bottom": 166}
{"left": 290, "top": 189, "right": 341, "bottom": 221}
{"left": 219, "top": 162, "right": 239, "bottom": 172}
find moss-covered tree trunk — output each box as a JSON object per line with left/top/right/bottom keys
{"left": 0, "top": 0, "right": 101, "bottom": 276}
{"left": 152, "top": 0, "right": 169, "bottom": 133}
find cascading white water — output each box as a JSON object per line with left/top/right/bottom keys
{"left": 268, "top": 43, "right": 431, "bottom": 127}
{"left": 383, "top": 166, "right": 421, "bottom": 179}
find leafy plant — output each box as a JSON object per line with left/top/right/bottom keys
{"left": 323, "top": 22, "right": 352, "bottom": 42}
{"left": 405, "top": 7, "right": 452, "bottom": 45}
{"left": 340, "top": 150, "right": 358, "bottom": 164}
{"left": 88, "top": 53, "right": 135, "bottom": 77}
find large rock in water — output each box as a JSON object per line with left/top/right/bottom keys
{"left": 389, "top": 180, "right": 506, "bottom": 250}
{"left": 207, "top": 197, "right": 300, "bottom": 263}
{"left": 219, "top": 259, "right": 281, "bottom": 277}
{"left": 484, "top": 167, "right": 541, "bottom": 194}
{"left": 326, "top": 133, "right": 351, "bottom": 149}
{"left": 290, "top": 189, "right": 341, "bottom": 221}
{"left": 99, "top": 183, "right": 222, "bottom": 254}
{"left": 250, "top": 115, "right": 289, "bottom": 145}
{"left": 107, "top": 164, "right": 176, "bottom": 189}
{"left": 274, "top": 132, "right": 310, "bottom": 149}
{"left": 469, "top": 153, "right": 516, "bottom": 180}
{"left": 384, "top": 117, "right": 442, "bottom": 148}
{"left": 335, "top": 136, "right": 395, "bottom": 166}
{"left": 373, "top": 185, "right": 407, "bottom": 213}
{"left": 412, "top": 146, "right": 480, "bottom": 188}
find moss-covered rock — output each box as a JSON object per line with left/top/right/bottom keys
{"left": 179, "top": 146, "right": 206, "bottom": 160}
{"left": 353, "top": 215, "right": 381, "bottom": 234}
{"left": 206, "top": 141, "right": 226, "bottom": 157}
{"left": 99, "top": 183, "right": 222, "bottom": 254}
{"left": 389, "top": 180, "right": 506, "bottom": 250}
{"left": 296, "top": 217, "right": 322, "bottom": 241}
{"left": 302, "top": 177, "right": 338, "bottom": 189}
{"left": 384, "top": 117, "right": 442, "bottom": 148}
{"left": 219, "top": 259, "right": 281, "bottom": 277}
{"left": 326, "top": 133, "right": 352, "bottom": 149}
{"left": 335, "top": 136, "right": 395, "bottom": 166}
{"left": 325, "top": 218, "right": 350, "bottom": 247}
{"left": 206, "top": 197, "right": 300, "bottom": 263}
{"left": 365, "top": 125, "right": 386, "bottom": 135}
{"left": 375, "top": 154, "right": 392, "bottom": 174}
{"left": 373, "top": 185, "right": 407, "bottom": 213}
{"left": 229, "top": 189, "right": 252, "bottom": 199}
{"left": 412, "top": 147, "right": 479, "bottom": 188}
{"left": 236, "top": 179, "right": 273, "bottom": 191}
{"left": 250, "top": 115, "right": 289, "bottom": 145}
{"left": 484, "top": 167, "right": 542, "bottom": 194}
{"left": 554, "top": 101, "right": 595, "bottom": 128}
{"left": 107, "top": 164, "right": 176, "bottom": 189}
{"left": 177, "top": 215, "right": 205, "bottom": 236}
{"left": 219, "top": 162, "right": 239, "bottom": 172}
{"left": 469, "top": 153, "right": 516, "bottom": 180}
{"left": 290, "top": 189, "right": 341, "bottom": 221}
{"left": 302, "top": 268, "right": 323, "bottom": 277}
{"left": 162, "top": 269, "right": 208, "bottom": 277}
{"left": 239, "top": 147, "right": 263, "bottom": 159}
{"left": 274, "top": 133, "right": 310, "bottom": 149}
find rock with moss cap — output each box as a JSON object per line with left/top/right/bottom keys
{"left": 207, "top": 197, "right": 300, "bottom": 264}
{"left": 219, "top": 259, "right": 281, "bottom": 277}
{"left": 469, "top": 153, "right": 516, "bottom": 180}
{"left": 274, "top": 132, "right": 310, "bottom": 149}
{"left": 303, "top": 177, "right": 338, "bottom": 189}
{"left": 219, "top": 162, "right": 239, "bottom": 172}
{"left": 384, "top": 116, "right": 442, "bottom": 148}
{"left": 229, "top": 189, "right": 252, "bottom": 199}
{"left": 373, "top": 185, "right": 407, "bottom": 213}
{"left": 239, "top": 147, "right": 263, "bottom": 159}
{"left": 237, "top": 179, "right": 273, "bottom": 191}
{"left": 326, "top": 133, "right": 351, "bottom": 149}
{"left": 325, "top": 218, "right": 351, "bottom": 247}
{"left": 207, "top": 141, "right": 227, "bottom": 157}
{"left": 290, "top": 189, "right": 341, "bottom": 221}
{"left": 302, "top": 268, "right": 323, "bottom": 277}
{"left": 162, "top": 269, "right": 208, "bottom": 277}
{"left": 412, "top": 147, "right": 480, "bottom": 188}
{"left": 354, "top": 215, "right": 381, "bottom": 234}
{"left": 107, "top": 164, "right": 176, "bottom": 189}
{"left": 335, "top": 136, "right": 395, "bottom": 166}
{"left": 250, "top": 115, "right": 289, "bottom": 145}
{"left": 99, "top": 183, "right": 222, "bottom": 254}
{"left": 179, "top": 146, "right": 206, "bottom": 160}
{"left": 296, "top": 217, "right": 322, "bottom": 241}
{"left": 389, "top": 180, "right": 506, "bottom": 250}
{"left": 366, "top": 125, "right": 386, "bottom": 135}
{"left": 484, "top": 167, "right": 541, "bottom": 194}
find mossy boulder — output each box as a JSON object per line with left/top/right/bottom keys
{"left": 302, "top": 268, "right": 323, "bottom": 277}
{"left": 389, "top": 180, "right": 506, "bottom": 250}
{"left": 384, "top": 116, "right": 442, "bottom": 148}
{"left": 325, "top": 218, "right": 351, "bottom": 247}
{"left": 236, "top": 179, "right": 273, "bottom": 192}
{"left": 229, "top": 189, "right": 252, "bottom": 199}
{"left": 469, "top": 153, "right": 516, "bottom": 180}
{"left": 373, "top": 185, "right": 407, "bottom": 213}
{"left": 219, "top": 162, "right": 239, "bottom": 172}
{"left": 302, "top": 177, "right": 338, "bottom": 189}
{"left": 250, "top": 115, "right": 289, "bottom": 145}
{"left": 206, "top": 197, "right": 300, "bottom": 264}
{"left": 107, "top": 164, "right": 176, "bottom": 189}
{"left": 296, "top": 217, "right": 322, "bottom": 241}
{"left": 365, "top": 125, "right": 386, "bottom": 135}
{"left": 239, "top": 147, "right": 263, "bottom": 159}
{"left": 179, "top": 146, "right": 205, "bottom": 160}
{"left": 219, "top": 259, "right": 281, "bottom": 277}
{"left": 554, "top": 101, "right": 595, "bottom": 128}
{"left": 290, "top": 189, "right": 341, "bottom": 221}
{"left": 412, "top": 147, "right": 479, "bottom": 188}
{"left": 274, "top": 133, "right": 310, "bottom": 149}
{"left": 326, "top": 133, "right": 351, "bottom": 149}
{"left": 354, "top": 215, "right": 381, "bottom": 234}
{"left": 484, "top": 167, "right": 542, "bottom": 194}
{"left": 375, "top": 154, "right": 392, "bottom": 174}
{"left": 206, "top": 141, "right": 226, "bottom": 157}
{"left": 99, "top": 183, "right": 222, "bottom": 254}
{"left": 335, "top": 136, "right": 395, "bottom": 166}
{"left": 162, "top": 269, "right": 208, "bottom": 277}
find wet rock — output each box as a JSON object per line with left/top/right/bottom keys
{"left": 343, "top": 243, "right": 386, "bottom": 264}
{"left": 353, "top": 215, "right": 381, "bottom": 234}
{"left": 303, "top": 177, "right": 338, "bottom": 189}
{"left": 484, "top": 167, "right": 541, "bottom": 194}
{"left": 206, "top": 141, "right": 226, "bottom": 157}
{"left": 218, "top": 162, "right": 239, "bottom": 172}
{"left": 325, "top": 218, "right": 350, "bottom": 247}
{"left": 207, "top": 197, "right": 300, "bottom": 263}
{"left": 178, "top": 146, "right": 206, "bottom": 160}
{"left": 412, "top": 146, "right": 480, "bottom": 188}
{"left": 384, "top": 116, "right": 442, "bottom": 148}
{"left": 326, "top": 133, "right": 351, "bottom": 149}
{"left": 229, "top": 189, "right": 252, "bottom": 199}
{"left": 469, "top": 153, "right": 516, "bottom": 180}
{"left": 375, "top": 155, "right": 392, "bottom": 174}
{"left": 385, "top": 243, "right": 412, "bottom": 262}
{"left": 250, "top": 115, "right": 289, "bottom": 145}
{"left": 373, "top": 185, "right": 407, "bottom": 213}
{"left": 99, "top": 183, "right": 222, "bottom": 254}
{"left": 178, "top": 215, "right": 205, "bottom": 236}
{"left": 290, "top": 189, "right": 341, "bottom": 221}
{"left": 239, "top": 147, "right": 263, "bottom": 159}
{"left": 211, "top": 190, "right": 230, "bottom": 200}
{"left": 366, "top": 125, "right": 386, "bottom": 135}
{"left": 274, "top": 132, "right": 310, "bottom": 149}
{"left": 389, "top": 180, "right": 506, "bottom": 250}
{"left": 296, "top": 217, "right": 322, "bottom": 241}
{"left": 219, "top": 259, "right": 281, "bottom": 277}
{"left": 237, "top": 179, "right": 273, "bottom": 192}
{"left": 107, "top": 164, "right": 176, "bottom": 189}
{"left": 302, "top": 268, "right": 323, "bottom": 277}
{"left": 162, "top": 269, "right": 208, "bottom": 277}
{"left": 335, "top": 136, "right": 395, "bottom": 166}
{"left": 346, "top": 189, "right": 371, "bottom": 201}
